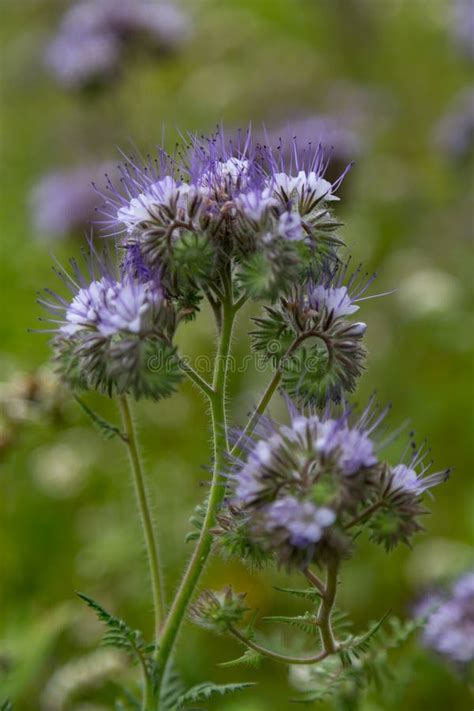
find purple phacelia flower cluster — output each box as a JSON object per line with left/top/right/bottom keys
{"left": 37, "top": 128, "right": 355, "bottom": 403}
{"left": 418, "top": 572, "right": 474, "bottom": 668}
{"left": 45, "top": 0, "right": 190, "bottom": 90}
{"left": 251, "top": 260, "right": 388, "bottom": 406}
{"left": 263, "top": 496, "right": 336, "bottom": 549}
{"left": 216, "top": 398, "right": 449, "bottom": 568}
{"left": 96, "top": 129, "right": 349, "bottom": 303}
{"left": 37, "top": 245, "right": 180, "bottom": 400}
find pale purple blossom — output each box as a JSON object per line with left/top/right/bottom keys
{"left": 230, "top": 400, "right": 385, "bottom": 509}
{"left": 116, "top": 177, "right": 196, "bottom": 232}
{"left": 277, "top": 211, "right": 304, "bottom": 241}
{"left": 264, "top": 496, "right": 335, "bottom": 548}
{"left": 309, "top": 286, "right": 360, "bottom": 319}
{"left": 38, "top": 246, "right": 165, "bottom": 340}
{"left": 234, "top": 188, "right": 278, "bottom": 222}
{"left": 61, "top": 277, "right": 162, "bottom": 338}
{"left": 388, "top": 451, "right": 450, "bottom": 496}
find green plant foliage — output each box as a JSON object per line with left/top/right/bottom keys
{"left": 176, "top": 681, "right": 256, "bottom": 709}
{"left": 158, "top": 662, "right": 186, "bottom": 711}
{"left": 262, "top": 613, "right": 321, "bottom": 637}
{"left": 184, "top": 497, "right": 208, "bottom": 543}
{"left": 292, "top": 615, "right": 424, "bottom": 705}
{"left": 77, "top": 593, "right": 156, "bottom": 677}
{"left": 338, "top": 611, "right": 392, "bottom": 667}
{"left": 273, "top": 586, "right": 322, "bottom": 601}
{"left": 74, "top": 396, "right": 125, "bottom": 441}
{"left": 220, "top": 648, "right": 263, "bottom": 669}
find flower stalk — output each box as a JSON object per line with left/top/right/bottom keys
{"left": 317, "top": 558, "right": 339, "bottom": 654}
{"left": 118, "top": 394, "right": 165, "bottom": 639}
{"left": 155, "top": 273, "right": 237, "bottom": 687}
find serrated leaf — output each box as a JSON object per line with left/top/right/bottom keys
{"left": 339, "top": 610, "right": 391, "bottom": 666}
{"left": 262, "top": 613, "right": 320, "bottom": 637}
{"left": 77, "top": 592, "right": 153, "bottom": 678}
{"left": 176, "top": 682, "right": 255, "bottom": 709}
{"left": 159, "top": 661, "right": 186, "bottom": 711}
{"left": 330, "top": 608, "right": 353, "bottom": 636}
{"left": 291, "top": 613, "right": 423, "bottom": 705}
{"left": 219, "top": 648, "right": 262, "bottom": 669}
{"left": 273, "top": 585, "right": 322, "bottom": 601}
{"left": 184, "top": 497, "right": 208, "bottom": 543}
{"left": 74, "top": 396, "right": 125, "bottom": 440}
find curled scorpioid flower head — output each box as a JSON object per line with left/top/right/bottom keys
{"left": 220, "top": 398, "right": 387, "bottom": 568}
{"left": 251, "top": 260, "right": 392, "bottom": 407}
{"left": 95, "top": 127, "right": 350, "bottom": 305}
{"left": 36, "top": 243, "right": 181, "bottom": 401}
{"left": 216, "top": 397, "right": 451, "bottom": 568}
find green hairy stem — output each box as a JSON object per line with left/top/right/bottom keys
{"left": 118, "top": 395, "right": 165, "bottom": 640}
{"left": 155, "top": 274, "right": 239, "bottom": 698}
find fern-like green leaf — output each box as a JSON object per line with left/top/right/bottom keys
{"left": 77, "top": 593, "right": 153, "bottom": 677}
{"left": 159, "top": 661, "right": 186, "bottom": 711}
{"left": 262, "top": 613, "right": 320, "bottom": 637}
{"left": 184, "top": 497, "right": 208, "bottom": 543}
{"left": 219, "top": 648, "right": 263, "bottom": 669}
{"left": 74, "top": 396, "right": 125, "bottom": 440}
{"left": 273, "top": 585, "right": 322, "bottom": 602}
{"left": 339, "top": 611, "right": 391, "bottom": 666}
{"left": 292, "top": 613, "right": 423, "bottom": 705}
{"left": 176, "top": 682, "right": 255, "bottom": 709}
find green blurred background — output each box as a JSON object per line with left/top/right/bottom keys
{"left": 1, "top": 0, "right": 473, "bottom": 709}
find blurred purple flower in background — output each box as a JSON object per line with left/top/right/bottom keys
{"left": 265, "top": 115, "right": 361, "bottom": 172}
{"left": 45, "top": 0, "right": 190, "bottom": 89}
{"left": 417, "top": 571, "right": 474, "bottom": 668}
{"left": 450, "top": 0, "right": 474, "bottom": 60}
{"left": 434, "top": 87, "right": 474, "bottom": 160}
{"left": 45, "top": 30, "right": 121, "bottom": 89}
{"left": 30, "top": 164, "right": 114, "bottom": 239}
{"left": 263, "top": 82, "right": 395, "bottom": 183}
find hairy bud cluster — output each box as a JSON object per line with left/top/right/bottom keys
{"left": 189, "top": 587, "right": 248, "bottom": 634}
{"left": 217, "top": 400, "right": 450, "bottom": 569}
